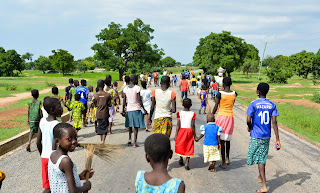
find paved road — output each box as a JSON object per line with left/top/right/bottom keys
{"left": 0, "top": 82, "right": 319, "bottom": 193}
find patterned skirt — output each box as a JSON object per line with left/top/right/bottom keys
{"left": 247, "top": 138, "right": 270, "bottom": 165}
{"left": 203, "top": 145, "right": 221, "bottom": 163}
{"left": 152, "top": 117, "right": 172, "bottom": 137}
{"left": 175, "top": 128, "right": 194, "bottom": 157}
{"left": 215, "top": 115, "right": 234, "bottom": 141}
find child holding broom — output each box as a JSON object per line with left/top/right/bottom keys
{"left": 49, "top": 123, "right": 94, "bottom": 193}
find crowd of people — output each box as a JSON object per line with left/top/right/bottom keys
{"left": 25, "top": 69, "right": 280, "bottom": 193}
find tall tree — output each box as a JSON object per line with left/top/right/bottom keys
{"left": 34, "top": 56, "right": 52, "bottom": 73}
{"left": 193, "top": 31, "right": 248, "bottom": 76}
{"left": 92, "top": 18, "right": 163, "bottom": 79}
{"left": 241, "top": 58, "right": 259, "bottom": 76}
{"left": 313, "top": 49, "right": 320, "bottom": 78}
{"left": 49, "top": 49, "right": 74, "bottom": 77}
{"left": 0, "top": 47, "right": 24, "bottom": 76}
{"left": 161, "top": 56, "right": 176, "bottom": 67}
{"left": 22, "top": 52, "right": 34, "bottom": 70}
{"left": 266, "top": 55, "right": 293, "bottom": 83}
{"left": 289, "top": 50, "right": 315, "bottom": 79}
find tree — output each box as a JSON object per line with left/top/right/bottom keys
{"left": 34, "top": 56, "right": 52, "bottom": 73}
{"left": 266, "top": 55, "right": 293, "bottom": 83}
{"left": 193, "top": 31, "right": 248, "bottom": 76}
{"left": 0, "top": 47, "right": 24, "bottom": 76}
{"left": 49, "top": 49, "right": 74, "bottom": 76}
{"left": 22, "top": 52, "right": 34, "bottom": 70}
{"left": 262, "top": 55, "right": 273, "bottom": 67}
{"left": 289, "top": 50, "right": 315, "bottom": 79}
{"left": 92, "top": 18, "right": 163, "bottom": 79}
{"left": 241, "top": 59, "right": 259, "bottom": 76}
{"left": 313, "top": 49, "right": 320, "bottom": 77}
{"left": 161, "top": 56, "right": 176, "bottom": 67}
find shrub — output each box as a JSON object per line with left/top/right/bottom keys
{"left": 25, "top": 87, "right": 33, "bottom": 91}
{"left": 46, "top": 81, "right": 56, "bottom": 87}
{"left": 6, "top": 85, "right": 17, "bottom": 91}
{"left": 313, "top": 92, "right": 320, "bottom": 103}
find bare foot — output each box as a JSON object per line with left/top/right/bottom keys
{"left": 257, "top": 188, "right": 268, "bottom": 193}
{"left": 225, "top": 158, "right": 230, "bottom": 165}
{"left": 211, "top": 168, "right": 216, "bottom": 172}
{"left": 258, "top": 175, "right": 262, "bottom": 183}
{"left": 219, "top": 163, "right": 227, "bottom": 169}
{"left": 108, "top": 132, "right": 112, "bottom": 135}
{"left": 133, "top": 144, "right": 139, "bottom": 148}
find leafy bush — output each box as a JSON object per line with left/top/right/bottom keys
{"left": 46, "top": 81, "right": 56, "bottom": 87}
{"left": 6, "top": 85, "right": 17, "bottom": 91}
{"left": 313, "top": 92, "right": 320, "bottom": 103}
{"left": 266, "top": 55, "right": 293, "bottom": 83}
{"left": 25, "top": 87, "right": 33, "bottom": 91}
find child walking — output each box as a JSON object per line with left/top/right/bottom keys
{"left": 140, "top": 81, "right": 152, "bottom": 132}
{"left": 87, "top": 86, "right": 94, "bottom": 123}
{"left": 93, "top": 80, "right": 112, "bottom": 144}
{"left": 105, "top": 78, "right": 116, "bottom": 135}
{"left": 174, "top": 75, "right": 178, "bottom": 87}
{"left": 246, "top": 83, "right": 281, "bottom": 193}
{"left": 212, "top": 77, "right": 237, "bottom": 169}
{"left": 113, "top": 81, "right": 121, "bottom": 112}
{"left": 199, "top": 85, "right": 208, "bottom": 114}
{"left": 49, "top": 123, "right": 94, "bottom": 192}
{"left": 123, "top": 75, "right": 146, "bottom": 147}
{"left": 195, "top": 113, "right": 222, "bottom": 172}
{"left": 26, "top": 89, "right": 42, "bottom": 152}
{"left": 67, "top": 94, "right": 85, "bottom": 132}
{"left": 149, "top": 76, "right": 176, "bottom": 137}
{"left": 69, "top": 80, "right": 79, "bottom": 121}
{"left": 211, "top": 78, "right": 218, "bottom": 100}
{"left": 174, "top": 98, "right": 196, "bottom": 170}
{"left": 76, "top": 79, "right": 89, "bottom": 128}
{"left": 37, "top": 97, "right": 63, "bottom": 193}
{"left": 135, "top": 133, "right": 185, "bottom": 193}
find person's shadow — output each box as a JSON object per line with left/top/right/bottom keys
{"left": 267, "top": 170, "right": 312, "bottom": 192}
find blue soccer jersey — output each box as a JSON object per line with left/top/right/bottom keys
{"left": 76, "top": 86, "right": 89, "bottom": 104}
{"left": 246, "top": 98, "right": 279, "bottom": 139}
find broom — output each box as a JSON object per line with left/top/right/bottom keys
{"left": 84, "top": 144, "right": 95, "bottom": 193}
{"left": 81, "top": 143, "right": 124, "bottom": 164}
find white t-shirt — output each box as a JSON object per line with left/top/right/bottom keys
{"left": 177, "top": 111, "right": 196, "bottom": 128}
{"left": 39, "top": 118, "right": 59, "bottom": 158}
{"left": 123, "top": 85, "right": 141, "bottom": 112}
{"left": 140, "top": 74, "right": 144, "bottom": 80}
{"left": 41, "top": 106, "right": 49, "bottom": 119}
{"left": 163, "top": 70, "right": 168, "bottom": 76}
{"left": 152, "top": 89, "right": 176, "bottom": 119}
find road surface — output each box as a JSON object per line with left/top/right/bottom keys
{"left": 0, "top": 82, "right": 319, "bottom": 193}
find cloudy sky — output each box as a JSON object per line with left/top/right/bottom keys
{"left": 1, "top": 0, "right": 320, "bottom": 64}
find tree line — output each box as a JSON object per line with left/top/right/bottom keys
{"left": 193, "top": 31, "right": 320, "bottom": 83}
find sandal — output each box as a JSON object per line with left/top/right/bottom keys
{"left": 178, "top": 159, "right": 184, "bottom": 166}
{"left": 219, "top": 164, "right": 227, "bottom": 169}
{"left": 185, "top": 166, "right": 190, "bottom": 170}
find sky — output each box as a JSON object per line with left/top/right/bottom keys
{"left": 1, "top": 0, "right": 320, "bottom": 64}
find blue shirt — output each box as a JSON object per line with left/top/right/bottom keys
{"left": 75, "top": 86, "right": 89, "bottom": 104}
{"left": 246, "top": 98, "right": 279, "bottom": 139}
{"left": 196, "top": 81, "right": 202, "bottom": 89}
{"left": 200, "top": 122, "right": 223, "bottom": 146}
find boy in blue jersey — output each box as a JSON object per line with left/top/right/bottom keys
{"left": 246, "top": 83, "right": 281, "bottom": 193}
{"left": 76, "top": 79, "right": 89, "bottom": 127}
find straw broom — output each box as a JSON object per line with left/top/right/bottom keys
{"left": 81, "top": 143, "right": 124, "bottom": 164}
{"left": 84, "top": 144, "right": 95, "bottom": 193}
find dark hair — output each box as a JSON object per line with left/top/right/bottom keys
{"left": 95, "top": 87, "right": 99, "bottom": 92}
{"left": 197, "top": 78, "right": 200, "bottom": 81}
{"left": 141, "top": 81, "right": 147, "bottom": 89}
{"left": 124, "top": 76, "right": 130, "bottom": 84}
{"left": 88, "top": 85, "right": 93, "bottom": 91}
{"left": 81, "top": 79, "right": 86, "bottom": 85}
{"left": 145, "top": 134, "right": 171, "bottom": 163}
{"left": 182, "top": 75, "right": 186, "bottom": 80}
{"left": 106, "top": 75, "right": 112, "bottom": 81}
{"left": 257, "top": 82, "right": 270, "bottom": 96}
{"left": 44, "top": 97, "right": 60, "bottom": 114}
{"left": 201, "top": 84, "right": 207, "bottom": 90}
{"left": 199, "top": 73, "right": 202, "bottom": 75}
{"left": 31, "top": 89, "right": 39, "bottom": 98}
{"left": 53, "top": 123, "right": 73, "bottom": 139}
{"left": 131, "top": 74, "right": 138, "bottom": 81}
{"left": 43, "top": 96, "right": 50, "bottom": 102}
{"left": 161, "top": 75, "right": 170, "bottom": 85}
{"left": 74, "top": 80, "right": 79, "bottom": 84}
{"left": 182, "top": 98, "right": 192, "bottom": 108}
{"left": 69, "top": 78, "right": 74, "bottom": 84}
{"left": 223, "top": 77, "right": 232, "bottom": 86}
{"left": 105, "top": 78, "right": 112, "bottom": 87}
{"left": 52, "top": 87, "right": 58, "bottom": 95}
{"left": 97, "top": 79, "right": 104, "bottom": 88}
{"left": 74, "top": 93, "right": 81, "bottom": 101}
{"left": 113, "top": 81, "right": 118, "bottom": 87}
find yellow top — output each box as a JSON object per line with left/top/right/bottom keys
{"left": 217, "top": 91, "right": 237, "bottom": 117}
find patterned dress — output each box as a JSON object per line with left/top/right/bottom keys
{"left": 69, "top": 101, "right": 85, "bottom": 130}
{"left": 135, "top": 171, "right": 182, "bottom": 193}
{"left": 26, "top": 100, "right": 42, "bottom": 133}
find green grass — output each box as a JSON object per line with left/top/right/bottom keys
{"left": 232, "top": 69, "right": 320, "bottom": 143}
{"left": 0, "top": 126, "right": 26, "bottom": 142}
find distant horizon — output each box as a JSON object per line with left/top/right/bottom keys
{"left": 1, "top": 0, "right": 319, "bottom": 64}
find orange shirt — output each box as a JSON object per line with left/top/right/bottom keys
{"left": 217, "top": 91, "right": 237, "bottom": 117}
{"left": 180, "top": 80, "right": 188, "bottom": 92}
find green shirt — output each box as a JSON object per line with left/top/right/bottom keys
{"left": 26, "top": 100, "right": 42, "bottom": 122}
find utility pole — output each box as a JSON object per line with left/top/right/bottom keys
{"left": 258, "top": 42, "right": 267, "bottom": 80}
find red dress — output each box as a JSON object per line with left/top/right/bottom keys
{"left": 175, "top": 111, "right": 196, "bottom": 157}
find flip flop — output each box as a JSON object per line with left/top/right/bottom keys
{"left": 185, "top": 166, "right": 190, "bottom": 170}
{"left": 219, "top": 164, "right": 227, "bottom": 169}
{"left": 127, "top": 141, "right": 132, "bottom": 146}
{"left": 257, "top": 189, "right": 268, "bottom": 193}
{"left": 178, "top": 159, "right": 184, "bottom": 166}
